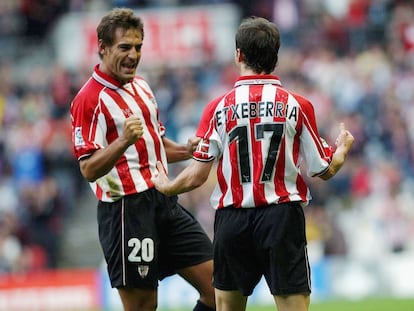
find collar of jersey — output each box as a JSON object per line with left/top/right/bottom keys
{"left": 234, "top": 75, "right": 281, "bottom": 87}
{"left": 92, "top": 64, "right": 133, "bottom": 89}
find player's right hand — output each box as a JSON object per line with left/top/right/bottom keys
{"left": 151, "top": 161, "right": 171, "bottom": 194}
{"left": 123, "top": 115, "right": 143, "bottom": 145}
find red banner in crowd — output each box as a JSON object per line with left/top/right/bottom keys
{"left": 52, "top": 4, "right": 240, "bottom": 70}
{"left": 0, "top": 269, "right": 100, "bottom": 310}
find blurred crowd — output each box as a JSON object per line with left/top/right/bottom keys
{"left": 0, "top": 0, "right": 414, "bottom": 274}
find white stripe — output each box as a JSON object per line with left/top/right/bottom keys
{"left": 235, "top": 85, "right": 255, "bottom": 207}
{"left": 260, "top": 84, "right": 278, "bottom": 204}
{"left": 210, "top": 98, "right": 231, "bottom": 209}
{"left": 93, "top": 71, "right": 119, "bottom": 89}
{"left": 89, "top": 95, "right": 104, "bottom": 148}
{"left": 304, "top": 245, "right": 312, "bottom": 290}
{"left": 121, "top": 198, "right": 126, "bottom": 286}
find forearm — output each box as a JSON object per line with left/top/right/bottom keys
{"left": 80, "top": 137, "right": 131, "bottom": 182}
{"left": 163, "top": 137, "right": 193, "bottom": 163}
{"left": 161, "top": 168, "right": 205, "bottom": 196}
{"left": 166, "top": 144, "right": 192, "bottom": 163}
{"left": 319, "top": 122, "right": 354, "bottom": 181}
{"left": 319, "top": 146, "right": 347, "bottom": 180}
{"left": 154, "top": 160, "right": 213, "bottom": 196}
{"left": 163, "top": 175, "right": 200, "bottom": 196}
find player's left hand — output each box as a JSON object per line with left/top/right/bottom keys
{"left": 151, "top": 161, "right": 170, "bottom": 193}
{"left": 187, "top": 136, "right": 201, "bottom": 154}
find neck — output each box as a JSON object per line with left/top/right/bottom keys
{"left": 239, "top": 63, "right": 266, "bottom": 76}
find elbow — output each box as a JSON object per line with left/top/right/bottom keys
{"left": 319, "top": 172, "right": 333, "bottom": 180}
{"left": 80, "top": 160, "right": 98, "bottom": 182}
{"left": 81, "top": 168, "right": 98, "bottom": 183}
{"left": 319, "top": 163, "right": 341, "bottom": 180}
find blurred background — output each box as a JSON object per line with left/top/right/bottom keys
{"left": 0, "top": 0, "right": 414, "bottom": 310}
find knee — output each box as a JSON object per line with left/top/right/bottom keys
{"left": 118, "top": 288, "right": 158, "bottom": 311}
{"left": 123, "top": 300, "right": 158, "bottom": 311}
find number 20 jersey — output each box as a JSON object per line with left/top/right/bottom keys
{"left": 193, "top": 75, "right": 334, "bottom": 209}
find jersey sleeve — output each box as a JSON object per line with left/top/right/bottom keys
{"left": 71, "top": 91, "right": 103, "bottom": 160}
{"left": 193, "top": 97, "right": 223, "bottom": 162}
{"left": 298, "top": 96, "right": 334, "bottom": 177}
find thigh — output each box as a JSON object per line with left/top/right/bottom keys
{"left": 254, "top": 203, "right": 311, "bottom": 296}
{"left": 213, "top": 208, "right": 262, "bottom": 296}
{"left": 98, "top": 192, "right": 161, "bottom": 288}
{"left": 158, "top": 201, "right": 213, "bottom": 279}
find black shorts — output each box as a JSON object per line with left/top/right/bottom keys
{"left": 213, "top": 202, "right": 311, "bottom": 296}
{"left": 97, "top": 188, "right": 213, "bottom": 289}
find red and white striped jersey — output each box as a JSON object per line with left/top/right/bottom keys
{"left": 193, "top": 75, "right": 333, "bottom": 209}
{"left": 70, "top": 65, "right": 167, "bottom": 202}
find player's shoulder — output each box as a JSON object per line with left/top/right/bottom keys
{"left": 133, "top": 75, "right": 151, "bottom": 89}
{"left": 282, "top": 87, "right": 314, "bottom": 108}
{"left": 202, "top": 93, "right": 227, "bottom": 115}
{"left": 71, "top": 77, "right": 103, "bottom": 109}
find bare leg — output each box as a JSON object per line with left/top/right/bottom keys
{"left": 117, "top": 287, "right": 158, "bottom": 311}
{"left": 177, "top": 259, "right": 216, "bottom": 308}
{"left": 274, "top": 293, "right": 310, "bottom": 311}
{"left": 214, "top": 288, "right": 247, "bottom": 311}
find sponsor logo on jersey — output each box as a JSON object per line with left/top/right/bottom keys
{"left": 74, "top": 127, "right": 85, "bottom": 146}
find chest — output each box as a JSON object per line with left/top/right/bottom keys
{"left": 100, "top": 85, "right": 158, "bottom": 129}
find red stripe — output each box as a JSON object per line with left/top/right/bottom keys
{"left": 273, "top": 88, "right": 289, "bottom": 202}
{"left": 103, "top": 90, "right": 137, "bottom": 194}
{"left": 96, "top": 184, "right": 103, "bottom": 199}
{"left": 297, "top": 174, "right": 308, "bottom": 202}
{"left": 216, "top": 160, "right": 227, "bottom": 209}
{"left": 138, "top": 85, "right": 163, "bottom": 163}
{"left": 274, "top": 138, "right": 289, "bottom": 201}
{"left": 250, "top": 85, "right": 266, "bottom": 206}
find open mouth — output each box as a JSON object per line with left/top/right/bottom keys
{"left": 122, "top": 63, "right": 136, "bottom": 73}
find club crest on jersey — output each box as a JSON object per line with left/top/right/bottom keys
{"left": 138, "top": 265, "right": 149, "bottom": 278}
{"left": 74, "top": 127, "right": 85, "bottom": 146}
{"left": 122, "top": 108, "right": 133, "bottom": 117}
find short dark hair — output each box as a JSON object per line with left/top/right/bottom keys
{"left": 235, "top": 17, "right": 280, "bottom": 74}
{"left": 97, "top": 7, "right": 144, "bottom": 46}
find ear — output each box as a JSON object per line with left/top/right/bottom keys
{"left": 235, "top": 48, "right": 243, "bottom": 64}
{"left": 98, "top": 39, "right": 106, "bottom": 57}
{"left": 237, "top": 49, "right": 244, "bottom": 62}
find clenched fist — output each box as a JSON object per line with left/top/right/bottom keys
{"left": 123, "top": 115, "right": 143, "bottom": 145}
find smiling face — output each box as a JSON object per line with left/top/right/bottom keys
{"left": 99, "top": 27, "right": 143, "bottom": 84}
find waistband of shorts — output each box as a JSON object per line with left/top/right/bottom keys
{"left": 218, "top": 201, "right": 302, "bottom": 211}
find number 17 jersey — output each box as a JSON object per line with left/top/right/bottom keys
{"left": 193, "top": 75, "right": 334, "bottom": 209}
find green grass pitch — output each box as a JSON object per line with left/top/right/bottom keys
{"left": 158, "top": 297, "right": 414, "bottom": 311}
